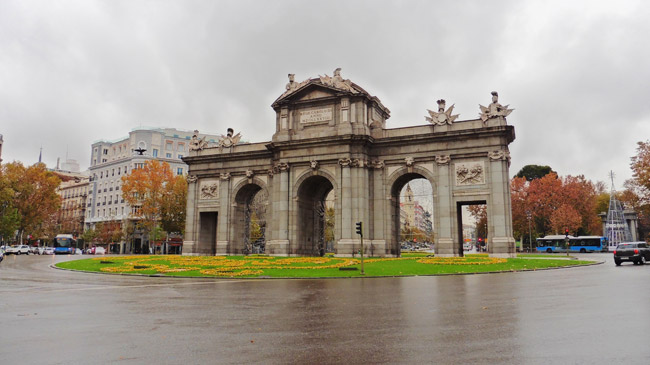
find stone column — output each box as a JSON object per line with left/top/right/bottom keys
{"left": 337, "top": 158, "right": 355, "bottom": 256}
{"left": 487, "top": 151, "right": 516, "bottom": 258}
{"left": 182, "top": 175, "right": 198, "bottom": 256}
{"left": 369, "top": 160, "right": 387, "bottom": 256}
{"left": 266, "top": 163, "right": 290, "bottom": 255}
{"left": 435, "top": 155, "right": 457, "bottom": 257}
{"left": 354, "top": 159, "right": 371, "bottom": 255}
{"left": 216, "top": 173, "right": 231, "bottom": 255}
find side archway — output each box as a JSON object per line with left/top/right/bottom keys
{"left": 230, "top": 178, "right": 269, "bottom": 254}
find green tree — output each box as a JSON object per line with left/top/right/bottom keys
{"left": 80, "top": 227, "right": 98, "bottom": 249}
{"left": 515, "top": 165, "right": 555, "bottom": 181}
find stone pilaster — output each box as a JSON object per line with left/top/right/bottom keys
{"left": 182, "top": 175, "right": 198, "bottom": 255}
{"left": 488, "top": 151, "right": 516, "bottom": 258}
{"left": 215, "top": 173, "right": 231, "bottom": 255}
{"left": 266, "top": 163, "right": 290, "bottom": 255}
{"left": 435, "top": 156, "right": 457, "bottom": 257}
{"left": 369, "top": 160, "right": 387, "bottom": 256}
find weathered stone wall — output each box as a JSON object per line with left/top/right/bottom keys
{"left": 183, "top": 73, "right": 515, "bottom": 258}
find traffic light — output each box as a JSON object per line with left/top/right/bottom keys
{"left": 564, "top": 228, "right": 569, "bottom": 237}
{"left": 355, "top": 221, "right": 363, "bottom": 236}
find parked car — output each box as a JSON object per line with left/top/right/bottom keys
{"left": 87, "top": 246, "right": 106, "bottom": 255}
{"left": 43, "top": 247, "right": 55, "bottom": 255}
{"left": 29, "top": 246, "right": 43, "bottom": 255}
{"left": 0, "top": 249, "right": 4, "bottom": 263}
{"left": 613, "top": 242, "right": 650, "bottom": 266}
{"left": 6, "top": 245, "right": 30, "bottom": 255}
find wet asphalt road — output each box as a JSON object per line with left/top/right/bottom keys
{"left": 0, "top": 253, "right": 649, "bottom": 365}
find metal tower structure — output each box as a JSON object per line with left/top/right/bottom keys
{"left": 605, "top": 171, "right": 632, "bottom": 251}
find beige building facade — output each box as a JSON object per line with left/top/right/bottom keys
{"left": 183, "top": 70, "right": 516, "bottom": 257}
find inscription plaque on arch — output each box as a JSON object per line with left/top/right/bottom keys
{"left": 299, "top": 107, "right": 332, "bottom": 124}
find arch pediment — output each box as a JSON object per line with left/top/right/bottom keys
{"left": 272, "top": 79, "right": 369, "bottom": 108}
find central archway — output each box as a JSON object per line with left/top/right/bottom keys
{"left": 295, "top": 175, "right": 334, "bottom": 256}
{"left": 390, "top": 172, "right": 434, "bottom": 256}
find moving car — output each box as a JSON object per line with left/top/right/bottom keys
{"left": 613, "top": 242, "right": 650, "bottom": 266}
{"left": 43, "top": 247, "right": 55, "bottom": 255}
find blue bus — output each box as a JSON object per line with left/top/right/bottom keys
{"left": 536, "top": 235, "right": 607, "bottom": 253}
{"left": 53, "top": 234, "right": 77, "bottom": 254}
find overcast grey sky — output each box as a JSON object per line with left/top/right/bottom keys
{"left": 1, "top": 0, "right": 648, "bottom": 188}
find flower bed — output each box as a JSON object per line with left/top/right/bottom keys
{"left": 55, "top": 254, "right": 596, "bottom": 278}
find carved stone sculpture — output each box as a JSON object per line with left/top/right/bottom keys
{"left": 273, "top": 162, "right": 290, "bottom": 174}
{"left": 219, "top": 172, "right": 231, "bottom": 180}
{"left": 405, "top": 157, "right": 415, "bottom": 167}
{"left": 488, "top": 150, "right": 511, "bottom": 167}
{"left": 189, "top": 130, "right": 209, "bottom": 151}
{"left": 426, "top": 99, "right": 459, "bottom": 125}
{"left": 280, "top": 73, "right": 309, "bottom": 98}
{"left": 455, "top": 162, "right": 485, "bottom": 185}
{"left": 187, "top": 175, "right": 198, "bottom": 183}
{"left": 310, "top": 160, "right": 319, "bottom": 170}
{"left": 200, "top": 182, "right": 219, "bottom": 199}
{"left": 369, "top": 160, "right": 385, "bottom": 169}
{"left": 217, "top": 128, "right": 242, "bottom": 152}
{"left": 338, "top": 158, "right": 352, "bottom": 167}
{"left": 319, "top": 68, "right": 358, "bottom": 94}
{"left": 479, "top": 91, "right": 514, "bottom": 122}
{"left": 435, "top": 155, "right": 451, "bottom": 165}
{"left": 245, "top": 169, "right": 255, "bottom": 179}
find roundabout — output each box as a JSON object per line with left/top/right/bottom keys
{"left": 54, "top": 253, "right": 598, "bottom": 278}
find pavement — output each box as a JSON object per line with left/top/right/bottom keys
{"left": 1, "top": 252, "right": 649, "bottom": 364}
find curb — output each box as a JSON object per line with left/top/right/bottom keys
{"left": 51, "top": 258, "right": 604, "bottom": 280}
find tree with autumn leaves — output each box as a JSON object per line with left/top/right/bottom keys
{"left": 626, "top": 141, "right": 650, "bottom": 239}
{"left": 510, "top": 170, "right": 602, "bottom": 245}
{"left": 121, "top": 160, "right": 187, "bottom": 252}
{"left": 0, "top": 162, "right": 61, "bottom": 243}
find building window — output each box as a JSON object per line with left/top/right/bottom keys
{"left": 178, "top": 144, "right": 185, "bottom": 152}
{"left": 103, "top": 149, "right": 108, "bottom": 155}
{"left": 177, "top": 167, "right": 183, "bottom": 175}
{"left": 166, "top": 153, "right": 172, "bottom": 158}
{"left": 178, "top": 154, "right": 183, "bottom": 159}
{"left": 166, "top": 142, "right": 173, "bottom": 151}
{"left": 153, "top": 149, "right": 158, "bottom": 157}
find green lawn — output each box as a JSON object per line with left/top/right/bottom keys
{"left": 55, "top": 254, "right": 596, "bottom": 278}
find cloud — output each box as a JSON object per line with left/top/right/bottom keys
{"left": 1, "top": 0, "right": 648, "bottom": 188}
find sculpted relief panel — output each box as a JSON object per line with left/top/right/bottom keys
{"left": 455, "top": 161, "right": 485, "bottom": 186}
{"left": 199, "top": 180, "right": 219, "bottom": 200}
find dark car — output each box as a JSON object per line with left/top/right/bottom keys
{"left": 613, "top": 242, "right": 650, "bottom": 266}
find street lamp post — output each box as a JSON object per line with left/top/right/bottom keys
{"left": 527, "top": 211, "right": 532, "bottom": 253}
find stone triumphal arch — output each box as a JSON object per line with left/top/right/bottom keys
{"left": 183, "top": 69, "right": 516, "bottom": 257}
